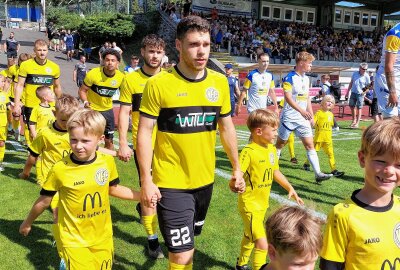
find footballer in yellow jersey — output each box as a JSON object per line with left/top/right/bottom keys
{"left": 119, "top": 68, "right": 156, "bottom": 150}
{"left": 28, "top": 122, "right": 70, "bottom": 185}
{"left": 320, "top": 190, "right": 400, "bottom": 270}
{"left": 18, "top": 57, "right": 60, "bottom": 108}
{"left": 82, "top": 66, "right": 124, "bottom": 112}
{"left": 0, "top": 85, "right": 10, "bottom": 170}
{"left": 140, "top": 66, "right": 231, "bottom": 190}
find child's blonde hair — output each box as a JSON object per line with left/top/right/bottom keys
{"left": 295, "top": 51, "right": 315, "bottom": 63}
{"left": 266, "top": 205, "right": 324, "bottom": 256}
{"left": 55, "top": 94, "right": 80, "bottom": 119}
{"left": 360, "top": 118, "right": 400, "bottom": 161}
{"left": 35, "top": 86, "right": 51, "bottom": 100}
{"left": 246, "top": 109, "right": 279, "bottom": 131}
{"left": 67, "top": 109, "right": 106, "bottom": 137}
{"left": 321, "top": 95, "right": 335, "bottom": 106}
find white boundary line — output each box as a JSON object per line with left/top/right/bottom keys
{"left": 214, "top": 168, "right": 327, "bottom": 221}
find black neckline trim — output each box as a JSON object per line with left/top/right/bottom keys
{"left": 102, "top": 67, "right": 116, "bottom": 78}
{"left": 34, "top": 58, "right": 47, "bottom": 66}
{"left": 140, "top": 67, "right": 152, "bottom": 78}
{"left": 351, "top": 189, "right": 393, "bottom": 212}
{"left": 174, "top": 66, "right": 207, "bottom": 82}
{"left": 53, "top": 122, "right": 67, "bottom": 132}
{"left": 70, "top": 152, "right": 97, "bottom": 165}
{"left": 40, "top": 104, "right": 51, "bottom": 108}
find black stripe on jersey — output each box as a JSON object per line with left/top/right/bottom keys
{"left": 109, "top": 178, "right": 120, "bottom": 186}
{"left": 319, "top": 258, "right": 345, "bottom": 270}
{"left": 140, "top": 111, "right": 157, "bottom": 119}
{"left": 70, "top": 153, "right": 97, "bottom": 165}
{"left": 29, "top": 121, "right": 36, "bottom": 125}
{"left": 245, "top": 171, "right": 253, "bottom": 190}
{"left": 28, "top": 147, "right": 40, "bottom": 157}
{"left": 25, "top": 74, "right": 54, "bottom": 86}
{"left": 220, "top": 112, "right": 231, "bottom": 118}
{"left": 157, "top": 106, "right": 221, "bottom": 134}
{"left": 40, "top": 188, "right": 57, "bottom": 196}
{"left": 351, "top": 189, "right": 393, "bottom": 212}
{"left": 132, "top": 93, "right": 142, "bottom": 111}
{"left": 91, "top": 84, "right": 118, "bottom": 97}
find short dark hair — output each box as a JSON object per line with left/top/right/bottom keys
{"left": 101, "top": 48, "right": 121, "bottom": 62}
{"left": 131, "top": 55, "right": 139, "bottom": 60}
{"left": 141, "top": 34, "right": 165, "bottom": 50}
{"left": 176, "top": 15, "right": 210, "bottom": 40}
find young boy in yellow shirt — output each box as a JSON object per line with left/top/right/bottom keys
{"left": 0, "top": 75, "right": 10, "bottom": 171}
{"left": 320, "top": 118, "right": 400, "bottom": 269}
{"left": 20, "top": 109, "right": 153, "bottom": 269}
{"left": 303, "top": 95, "right": 344, "bottom": 180}
{"left": 259, "top": 205, "right": 324, "bottom": 270}
{"left": 28, "top": 86, "right": 56, "bottom": 140}
{"left": 233, "top": 109, "right": 303, "bottom": 270}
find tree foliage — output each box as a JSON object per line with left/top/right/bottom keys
{"left": 47, "top": 7, "right": 135, "bottom": 45}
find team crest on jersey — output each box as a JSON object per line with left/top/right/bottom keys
{"left": 205, "top": 87, "right": 219, "bottom": 102}
{"left": 95, "top": 168, "right": 109, "bottom": 186}
{"left": 111, "top": 80, "right": 117, "bottom": 86}
{"left": 45, "top": 67, "right": 52, "bottom": 74}
{"left": 394, "top": 222, "right": 400, "bottom": 248}
{"left": 269, "top": 153, "right": 275, "bottom": 165}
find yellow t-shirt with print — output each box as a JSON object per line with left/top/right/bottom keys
{"left": 314, "top": 109, "right": 334, "bottom": 143}
{"left": 29, "top": 104, "right": 55, "bottom": 133}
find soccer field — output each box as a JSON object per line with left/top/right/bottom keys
{"left": 1, "top": 120, "right": 398, "bottom": 270}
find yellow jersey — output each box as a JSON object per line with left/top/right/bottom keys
{"left": 140, "top": 66, "right": 231, "bottom": 190}
{"left": 84, "top": 67, "right": 125, "bottom": 111}
{"left": 28, "top": 122, "right": 70, "bottom": 183}
{"left": 239, "top": 142, "right": 279, "bottom": 212}
{"left": 7, "top": 65, "right": 17, "bottom": 100}
{"left": 29, "top": 104, "right": 55, "bottom": 133}
{"left": 18, "top": 58, "right": 60, "bottom": 108}
{"left": 0, "top": 91, "right": 10, "bottom": 127}
{"left": 42, "top": 152, "right": 119, "bottom": 247}
{"left": 314, "top": 109, "right": 334, "bottom": 143}
{"left": 119, "top": 68, "right": 156, "bottom": 149}
{"left": 320, "top": 190, "right": 400, "bottom": 270}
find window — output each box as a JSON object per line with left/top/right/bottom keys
{"left": 362, "top": 13, "right": 369, "bottom": 25}
{"left": 370, "top": 13, "right": 377, "bottom": 26}
{"left": 295, "top": 10, "right": 303, "bottom": 22}
{"left": 284, "top": 9, "right": 293, "bottom": 21}
{"left": 262, "top": 6, "right": 270, "bottom": 18}
{"left": 307, "top": 11, "right": 314, "bottom": 23}
{"left": 344, "top": 10, "right": 351, "bottom": 24}
{"left": 273, "top": 7, "right": 281, "bottom": 19}
{"left": 353, "top": 11, "right": 360, "bottom": 25}
{"left": 335, "top": 9, "right": 342, "bottom": 23}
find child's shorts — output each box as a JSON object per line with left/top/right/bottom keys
{"left": 240, "top": 209, "right": 267, "bottom": 242}
{"left": 61, "top": 237, "right": 114, "bottom": 270}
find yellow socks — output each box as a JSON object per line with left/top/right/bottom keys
{"left": 237, "top": 236, "right": 254, "bottom": 266}
{"left": 169, "top": 262, "right": 193, "bottom": 270}
{"left": 253, "top": 248, "right": 268, "bottom": 270}
{"left": 0, "top": 144, "right": 5, "bottom": 163}
{"left": 142, "top": 214, "right": 158, "bottom": 236}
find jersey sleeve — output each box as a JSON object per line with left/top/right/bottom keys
{"left": 139, "top": 79, "right": 162, "bottom": 118}
{"left": 18, "top": 62, "right": 28, "bottom": 78}
{"left": 283, "top": 75, "right": 293, "bottom": 92}
{"left": 119, "top": 76, "right": 132, "bottom": 105}
{"left": 107, "top": 154, "right": 119, "bottom": 183}
{"left": 29, "top": 107, "right": 38, "bottom": 124}
{"left": 385, "top": 33, "right": 400, "bottom": 53}
{"left": 54, "top": 64, "right": 60, "bottom": 79}
{"left": 270, "top": 76, "right": 275, "bottom": 89}
{"left": 83, "top": 70, "right": 94, "bottom": 87}
{"left": 239, "top": 147, "right": 251, "bottom": 173}
{"left": 28, "top": 132, "right": 45, "bottom": 157}
{"left": 320, "top": 204, "right": 349, "bottom": 265}
{"left": 42, "top": 164, "right": 61, "bottom": 192}
{"left": 220, "top": 76, "right": 231, "bottom": 117}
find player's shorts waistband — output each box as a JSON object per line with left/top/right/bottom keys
{"left": 159, "top": 183, "right": 214, "bottom": 193}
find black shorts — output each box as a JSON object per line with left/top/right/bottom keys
{"left": 157, "top": 184, "right": 213, "bottom": 253}
{"left": 99, "top": 109, "right": 115, "bottom": 139}
{"left": 371, "top": 98, "right": 380, "bottom": 116}
{"left": 22, "top": 106, "right": 33, "bottom": 124}
{"left": 76, "top": 80, "right": 84, "bottom": 88}
{"left": 7, "top": 51, "right": 17, "bottom": 59}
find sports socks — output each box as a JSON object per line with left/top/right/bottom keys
{"left": 237, "top": 236, "right": 254, "bottom": 266}
{"left": 288, "top": 133, "right": 295, "bottom": 159}
{"left": 307, "top": 149, "right": 321, "bottom": 175}
{"left": 253, "top": 248, "right": 268, "bottom": 270}
{"left": 0, "top": 144, "right": 5, "bottom": 162}
{"left": 169, "top": 262, "right": 193, "bottom": 270}
{"left": 143, "top": 214, "right": 160, "bottom": 250}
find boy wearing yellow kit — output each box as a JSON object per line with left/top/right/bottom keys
{"left": 0, "top": 75, "right": 10, "bottom": 171}
{"left": 234, "top": 109, "right": 303, "bottom": 270}
{"left": 20, "top": 109, "right": 147, "bottom": 270}
{"left": 320, "top": 118, "right": 400, "bottom": 270}
{"left": 259, "top": 205, "right": 324, "bottom": 270}
{"left": 303, "top": 95, "right": 344, "bottom": 179}
{"left": 28, "top": 86, "right": 56, "bottom": 140}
